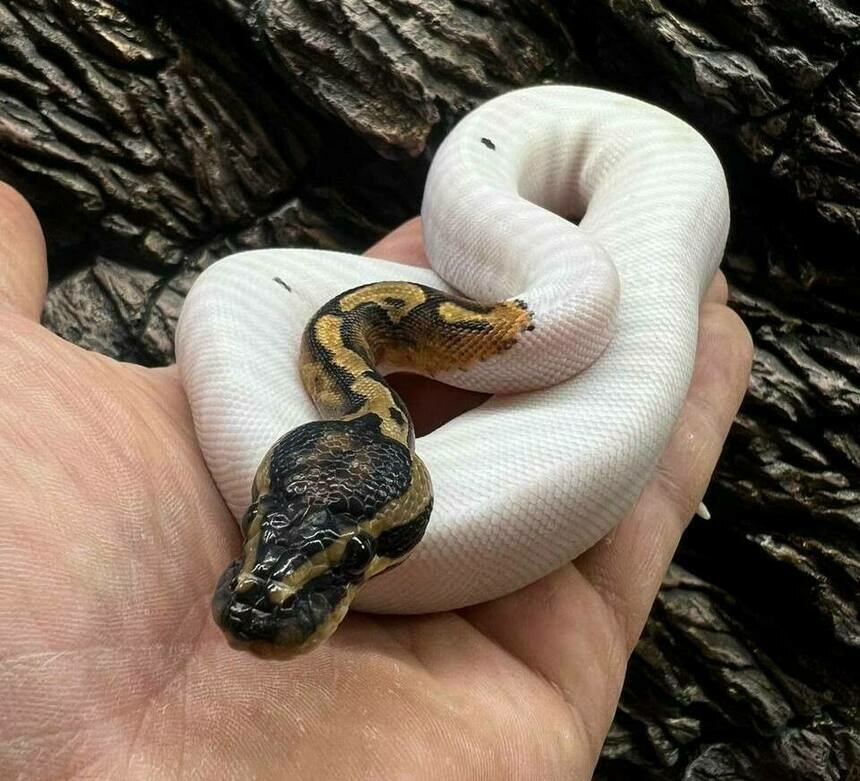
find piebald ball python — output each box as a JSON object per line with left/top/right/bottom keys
{"left": 176, "top": 85, "right": 729, "bottom": 654}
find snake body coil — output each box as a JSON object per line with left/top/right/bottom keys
{"left": 177, "top": 86, "right": 730, "bottom": 654}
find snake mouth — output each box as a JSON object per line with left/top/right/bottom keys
{"left": 211, "top": 557, "right": 357, "bottom": 655}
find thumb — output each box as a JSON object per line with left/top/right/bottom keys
{"left": 0, "top": 182, "right": 47, "bottom": 321}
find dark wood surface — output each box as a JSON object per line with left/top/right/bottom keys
{"left": 1, "top": 1, "right": 857, "bottom": 777}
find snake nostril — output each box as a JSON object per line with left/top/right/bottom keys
{"left": 233, "top": 578, "right": 268, "bottom": 609}
{"left": 212, "top": 558, "right": 289, "bottom": 643}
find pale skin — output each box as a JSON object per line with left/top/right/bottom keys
{"left": 0, "top": 182, "right": 752, "bottom": 779}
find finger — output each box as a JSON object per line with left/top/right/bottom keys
{"left": 575, "top": 302, "right": 753, "bottom": 651}
{"left": 364, "top": 217, "right": 427, "bottom": 267}
{"left": 703, "top": 270, "right": 728, "bottom": 305}
{"left": 0, "top": 182, "right": 47, "bottom": 320}
{"left": 461, "top": 559, "right": 632, "bottom": 764}
{"left": 462, "top": 302, "right": 752, "bottom": 752}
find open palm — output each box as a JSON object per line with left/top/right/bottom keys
{"left": 0, "top": 184, "right": 751, "bottom": 778}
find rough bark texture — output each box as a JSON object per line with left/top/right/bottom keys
{"left": 1, "top": 1, "right": 858, "bottom": 778}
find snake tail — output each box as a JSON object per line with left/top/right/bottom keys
{"left": 212, "top": 281, "right": 533, "bottom": 654}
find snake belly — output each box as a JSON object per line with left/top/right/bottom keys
{"left": 212, "top": 283, "right": 533, "bottom": 652}
{"left": 177, "top": 85, "right": 730, "bottom": 652}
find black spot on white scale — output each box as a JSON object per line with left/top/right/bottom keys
{"left": 273, "top": 277, "right": 292, "bottom": 292}
{"left": 480, "top": 137, "right": 496, "bottom": 150}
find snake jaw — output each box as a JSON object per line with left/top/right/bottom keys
{"left": 211, "top": 505, "right": 381, "bottom": 654}
{"left": 210, "top": 415, "right": 431, "bottom": 654}
{"left": 212, "top": 554, "right": 368, "bottom": 655}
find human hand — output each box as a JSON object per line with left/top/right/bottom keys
{"left": 0, "top": 186, "right": 752, "bottom": 778}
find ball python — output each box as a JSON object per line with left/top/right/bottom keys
{"left": 176, "top": 85, "right": 729, "bottom": 654}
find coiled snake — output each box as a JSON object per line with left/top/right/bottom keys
{"left": 176, "top": 86, "right": 729, "bottom": 654}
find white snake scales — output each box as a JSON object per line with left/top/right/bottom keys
{"left": 176, "top": 85, "right": 729, "bottom": 642}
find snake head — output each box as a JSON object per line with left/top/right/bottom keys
{"left": 211, "top": 506, "right": 378, "bottom": 654}
{"left": 211, "top": 418, "right": 432, "bottom": 654}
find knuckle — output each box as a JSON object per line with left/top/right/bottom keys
{"left": 654, "top": 460, "right": 700, "bottom": 520}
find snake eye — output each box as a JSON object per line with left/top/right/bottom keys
{"left": 342, "top": 533, "right": 375, "bottom": 575}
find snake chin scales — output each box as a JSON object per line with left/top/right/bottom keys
{"left": 176, "top": 85, "right": 730, "bottom": 654}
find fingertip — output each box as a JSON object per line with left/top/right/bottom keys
{"left": 696, "top": 302, "right": 755, "bottom": 398}
{"left": 364, "top": 217, "right": 428, "bottom": 268}
{"left": 702, "top": 270, "right": 729, "bottom": 305}
{"left": 0, "top": 182, "right": 48, "bottom": 320}
{"left": 662, "top": 302, "right": 753, "bottom": 521}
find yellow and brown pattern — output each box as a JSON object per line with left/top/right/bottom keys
{"left": 301, "top": 282, "right": 532, "bottom": 443}
{"left": 212, "top": 281, "right": 532, "bottom": 654}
